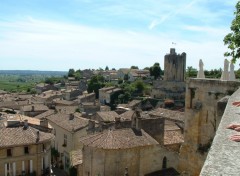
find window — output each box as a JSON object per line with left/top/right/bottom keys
{"left": 24, "top": 146, "right": 29, "bottom": 154}
{"left": 42, "top": 144, "right": 46, "bottom": 152}
{"left": 7, "top": 149, "right": 12, "bottom": 157}
{"left": 63, "top": 134, "right": 67, "bottom": 147}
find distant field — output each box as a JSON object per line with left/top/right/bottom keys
{"left": 0, "top": 80, "right": 34, "bottom": 93}
{"left": 0, "top": 70, "right": 66, "bottom": 93}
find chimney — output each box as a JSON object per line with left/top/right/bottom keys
{"left": 131, "top": 109, "right": 142, "bottom": 131}
{"left": 69, "top": 113, "right": 74, "bottom": 120}
{"left": 88, "top": 120, "right": 95, "bottom": 130}
{"left": 31, "top": 106, "right": 35, "bottom": 112}
{"left": 23, "top": 119, "right": 28, "bottom": 129}
{"left": 115, "top": 117, "right": 121, "bottom": 129}
{"left": 40, "top": 119, "right": 48, "bottom": 128}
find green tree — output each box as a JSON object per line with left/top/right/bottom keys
{"left": 150, "top": 62, "right": 163, "bottom": 79}
{"left": 223, "top": 1, "right": 240, "bottom": 63}
{"left": 131, "top": 66, "right": 139, "bottom": 69}
{"left": 87, "top": 75, "right": 105, "bottom": 98}
{"left": 134, "top": 80, "right": 145, "bottom": 93}
{"left": 186, "top": 66, "right": 197, "bottom": 78}
{"left": 74, "top": 69, "right": 82, "bottom": 80}
{"left": 124, "top": 74, "right": 129, "bottom": 81}
{"left": 68, "top": 68, "right": 75, "bottom": 77}
{"left": 105, "top": 66, "right": 109, "bottom": 70}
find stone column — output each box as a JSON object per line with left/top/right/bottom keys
{"left": 229, "top": 62, "right": 236, "bottom": 81}
{"left": 197, "top": 59, "right": 205, "bottom": 78}
{"left": 221, "top": 59, "right": 229, "bottom": 81}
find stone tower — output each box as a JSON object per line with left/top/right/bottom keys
{"left": 164, "top": 48, "right": 186, "bottom": 81}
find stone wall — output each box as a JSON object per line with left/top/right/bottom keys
{"left": 0, "top": 142, "right": 51, "bottom": 175}
{"left": 151, "top": 80, "right": 185, "bottom": 100}
{"left": 81, "top": 145, "right": 179, "bottom": 176}
{"left": 178, "top": 78, "right": 240, "bottom": 175}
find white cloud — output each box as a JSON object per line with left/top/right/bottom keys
{"left": 0, "top": 17, "right": 235, "bottom": 70}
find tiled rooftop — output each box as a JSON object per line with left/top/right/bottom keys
{"left": 34, "top": 110, "right": 55, "bottom": 119}
{"left": 46, "top": 113, "right": 89, "bottom": 132}
{"left": 97, "top": 111, "right": 119, "bottom": 122}
{"left": 149, "top": 108, "right": 184, "bottom": 122}
{"left": 164, "top": 130, "right": 184, "bottom": 145}
{"left": 119, "top": 110, "right": 134, "bottom": 121}
{"left": 70, "top": 149, "right": 83, "bottom": 167}
{"left": 80, "top": 128, "right": 159, "bottom": 149}
{"left": 0, "top": 126, "right": 54, "bottom": 148}
{"left": 21, "top": 104, "right": 49, "bottom": 112}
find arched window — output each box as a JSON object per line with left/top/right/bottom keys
{"left": 162, "top": 156, "right": 167, "bottom": 169}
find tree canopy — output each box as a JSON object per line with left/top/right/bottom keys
{"left": 87, "top": 75, "right": 105, "bottom": 98}
{"left": 131, "top": 66, "right": 139, "bottom": 69}
{"left": 224, "top": 1, "right": 240, "bottom": 63}
{"left": 150, "top": 62, "right": 163, "bottom": 79}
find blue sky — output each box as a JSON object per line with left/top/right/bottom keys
{"left": 0, "top": 0, "right": 238, "bottom": 71}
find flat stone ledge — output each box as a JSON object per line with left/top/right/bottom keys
{"left": 200, "top": 87, "right": 240, "bottom": 175}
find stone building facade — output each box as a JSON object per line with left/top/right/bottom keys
{"left": 0, "top": 123, "right": 54, "bottom": 176}
{"left": 79, "top": 128, "right": 179, "bottom": 176}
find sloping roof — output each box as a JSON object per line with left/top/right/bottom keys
{"left": 118, "top": 68, "right": 130, "bottom": 75}
{"left": 55, "top": 105, "right": 78, "bottom": 114}
{"left": 0, "top": 126, "right": 54, "bottom": 148}
{"left": 127, "top": 100, "right": 142, "bottom": 108}
{"left": 46, "top": 113, "right": 89, "bottom": 132}
{"left": 149, "top": 108, "right": 184, "bottom": 122}
{"left": 96, "top": 111, "right": 119, "bottom": 122}
{"left": 34, "top": 110, "right": 55, "bottom": 119}
{"left": 70, "top": 149, "right": 83, "bottom": 167}
{"left": 80, "top": 128, "right": 159, "bottom": 149}
{"left": 4, "top": 114, "right": 52, "bottom": 129}
{"left": 119, "top": 110, "right": 134, "bottom": 121}
{"left": 21, "top": 104, "right": 49, "bottom": 112}
{"left": 164, "top": 130, "right": 184, "bottom": 145}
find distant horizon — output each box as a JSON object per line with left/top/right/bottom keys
{"left": 0, "top": 0, "right": 239, "bottom": 70}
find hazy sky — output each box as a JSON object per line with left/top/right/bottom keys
{"left": 0, "top": 0, "right": 238, "bottom": 71}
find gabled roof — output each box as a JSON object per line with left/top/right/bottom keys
{"left": 70, "top": 149, "right": 83, "bottom": 167}
{"left": 96, "top": 111, "right": 119, "bottom": 122}
{"left": 80, "top": 128, "right": 159, "bottom": 149}
{"left": 46, "top": 113, "right": 89, "bottom": 132}
{"left": 21, "top": 104, "right": 49, "bottom": 112}
{"left": 149, "top": 108, "right": 184, "bottom": 122}
{"left": 0, "top": 126, "right": 54, "bottom": 148}
{"left": 119, "top": 110, "right": 135, "bottom": 121}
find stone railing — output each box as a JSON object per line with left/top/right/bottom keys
{"left": 200, "top": 88, "right": 240, "bottom": 175}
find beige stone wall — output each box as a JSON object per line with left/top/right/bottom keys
{"left": 151, "top": 80, "right": 185, "bottom": 100}
{"left": 0, "top": 141, "right": 51, "bottom": 176}
{"left": 49, "top": 120, "right": 88, "bottom": 172}
{"left": 178, "top": 79, "right": 240, "bottom": 175}
{"left": 81, "top": 145, "right": 179, "bottom": 176}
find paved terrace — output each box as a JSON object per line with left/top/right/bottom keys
{"left": 201, "top": 88, "right": 240, "bottom": 175}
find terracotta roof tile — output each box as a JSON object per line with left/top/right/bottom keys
{"left": 0, "top": 126, "right": 54, "bottom": 148}
{"left": 80, "top": 128, "right": 159, "bottom": 149}
{"left": 70, "top": 149, "right": 83, "bottom": 166}
{"left": 164, "top": 130, "right": 184, "bottom": 145}
{"left": 149, "top": 108, "right": 184, "bottom": 122}
{"left": 46, "top": 113, "right": 89, "bottom": 132}
{"left": 97, "top": 111, "right": 119, "bottom": 122}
